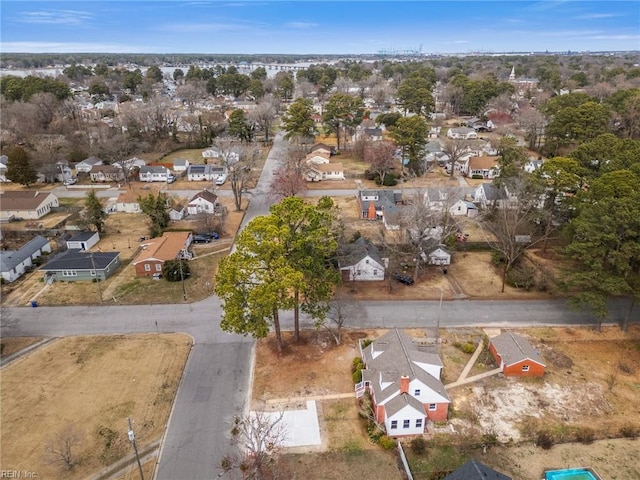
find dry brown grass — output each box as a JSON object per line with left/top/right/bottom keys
{"left": 0, "top": 334, "right": 191, "bottom": 480}
{"left": 0, "top": 337, "right": 44, "bottom": 358}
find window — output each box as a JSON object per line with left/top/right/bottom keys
{"left": 155, "top": 264, "right": 162, "bottom": 271}
{"left": 429, "top": 403, "right": 437, "bottom": 411}
{"left": 522, "top": 365, "right": 530, "bottom": 372}
{"left": 415, "top": 419, "right": 423, "bottom": 428}
{"left": 365, "top": 259, "right": 369, "bottom": 264}
{"left": 373, "top": 269, "right": 378, "bottom": 275}
{"left": 390, "top": 420, "right": 397, "bottom": 429}
{"left": 144, "top": 264, "right": 151, "bottom": 271}
{"left": 414, "top": 389, "right": 421, "bottom": 396}
{"left": 403, "top": 419, "right": 410, "bottom": 429}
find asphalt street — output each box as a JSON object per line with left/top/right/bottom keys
{"left": 4, "top": 132, "right": 638, "bottom": 479}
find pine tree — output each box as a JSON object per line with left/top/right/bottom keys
{"left": 84, "top": 190, "right": 107, "bottom": 233}
{"left": 6, "top": 146, "right": 37, "bottom": 186}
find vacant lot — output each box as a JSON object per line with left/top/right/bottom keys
{"left": 0, "top": 334, "right": 191, "bottom": 480}
{"left": 254, "top": 325, "right": 640, "bottom": 480}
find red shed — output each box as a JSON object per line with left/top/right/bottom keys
{"left": 489, "top": 332, "right": 545, "bottom": 377}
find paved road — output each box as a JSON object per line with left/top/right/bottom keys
{"left": 6, "top": 134, "right": 637, "bottom": 479}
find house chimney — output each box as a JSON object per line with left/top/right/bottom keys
{"left": 400, "top": 375, "right": 410, "bottom": 394}
{"left": 367, "top": 201, "right": 376, "bottom": 220}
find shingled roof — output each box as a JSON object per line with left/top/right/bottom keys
{"left": 490, "top": 332, "right": 545, "bottom": 367}
{"left": 338, "top": 237, "right": 383, "bottom": 268}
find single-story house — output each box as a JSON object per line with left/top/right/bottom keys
{"left": 305, "top": 151, "right": 331, "bottom": 165}
{"left": 449, "top": 199, "right": 478, "bottom": 217}
{"left": 310, "top": 143, "right": 334, "bottom": 156}
{"left": 305, "top": 162, "right": 345, "bottom": 182}
{"left": 358, "top": 190, "right": 403, "bottom": 230}
{"left": 41, "top": 249, "right": 120, "bottom": 282}
{"left": 427, "top": 246, "right": 451, "bottom": 266}
{"left": 0, "top": 191, "right": 59, "bottom": 222}
{"left": 132, "top": 231, "right": 192, "bottom": 277}
{"left": 489, "top": 332, "right": 546, "bottom": 377}
{"left": 169, "top": 202, "right": 186, "bottom": 221}
{"left": 338, "top": 237, "right": 386, "bottom": 282}
{"left": 0, "top": 235, "right": 51, "bottom": 283}
{"left": 90, "top": 165, "right": 125, "bottom": 183}
{"left": 66, "top": 231, "right": 100, "bottom": 251}
{"left": 443, "top": 460, "right": 511, "bottom": 480}
{"left": 447, "top": 127, "right": 477, "bottom": 140}
{"left": 187, "top": 164, "right": 227, "bottom": 182}
{"left": 187, "top": 190, "right": 218, "bottom": 215}
{"left": 359, "top": 328, "right": 450, "bottom": 437}
{"left": 37, "top": 161, "right": 73, "bottom": 183}
{"left": 114, "top": 189, "right": 142, "bottom": 214}
{"left": 75, "top": 156, "right": 104, "bottom": 173}
{"left": 467, "top": 156, "right": 500, "bottom": 179}
{"left": 202, "top": 147, "right": 239, "bottom": 163}
{"left": 173, "top": 159, "right": 190, "bottom": 172}
{"left": 140, "top": 165, "right": 171, "bottom": 182}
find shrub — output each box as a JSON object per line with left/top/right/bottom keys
{"left": 620, "top": 424, "right": 639, "bottom": 438}
{"left": 380, "top": 173, "right": 399, "bottom": 186}
{"left": 491, "top": 251, "right": 505, "bottom": 266}
{"left": 506, "top": 264, "right": 536, "bottom": 290}
{"left": 536, "top": 430, "right": 554, "bottom": 450}
{"left": 471, "top": 174, "right": 484, "bottom": 179}
{"left": 352, "top": 370, "right": 362, "bottom": 384}
{"left": 574, "top": 427, "right": 595, "bottom": 444}
{"left": 351, "top": 357, "right": 365, "bottom": 373}
{"left": 410, "top": 437, "right": 427, "bottom": 454}
{"left": 361, "top": 338, "right": 373, "bottom": 349}
{"left": 378, "top": 435, "right": 396, "bottom": 450}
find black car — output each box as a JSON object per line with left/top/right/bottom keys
{"left": 195, "top": 231, "right": 219, "bottom": 240}
{"left": 192, "top": 235, "right": 213, "bottom": 243}
{"left": 392, "top": 273, "right": 415, "bottom": 285}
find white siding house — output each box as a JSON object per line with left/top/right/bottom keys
{"left": 140, "top": 166, "right": 171, "bottom": 182}
{"left": 339, "top": 237, "right": 386, "bottom": 281}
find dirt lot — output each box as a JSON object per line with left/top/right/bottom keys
{"left": 254, "top": 325, "right": 640, "bottom": 480}
{"left": 0, "top": 333, "right": 191, "bottom": 480}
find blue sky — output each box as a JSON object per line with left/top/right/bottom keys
{"left": 1, "top": 1, "right": 639, "bottom": 54}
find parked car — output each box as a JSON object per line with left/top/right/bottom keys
{"left": 195, "top": 231, "right": 219, "bottom": 240}
{"left": 193, "top": 234, "right": 216, "bottom": 243}
{"left": 392, "top": 273, "right": 414, "bottom": 285}
{"left": 64, "top": 178, "right": 77, "bottom": 185}
{"left": 167, "top": 175, "right": 176, "bottom": 184}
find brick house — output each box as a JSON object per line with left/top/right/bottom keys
{"left": 132, "top": 231, "right": 192, "bottom": 277}
{"left": 359, "top": 329, "right": 450, "bottom": 437}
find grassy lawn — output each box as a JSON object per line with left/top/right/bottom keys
{"left": 0, "top": 334, "right": 191, "bottom": 480}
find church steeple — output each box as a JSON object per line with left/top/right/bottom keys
{"left": 509, "top": 66, "right": 516, "bottom": 81}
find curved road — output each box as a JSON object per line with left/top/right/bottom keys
{"left": 5, "top": 133, "right": 639, "bottom": 479}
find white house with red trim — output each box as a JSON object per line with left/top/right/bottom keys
{"left": 359, "top": 329, "right": 450, "bottom": 437}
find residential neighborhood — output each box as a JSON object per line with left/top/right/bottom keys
{"left": 1, "top": 31, "right": 639, "bottom": 480}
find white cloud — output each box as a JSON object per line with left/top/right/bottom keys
{"left": 286, "top": 22, "right": 318, "bottom": 29}
{"left": 17, "top": 9, "right": 93, "bottom": 26}
{"left": 575, "top": 13, "right": 622, "bottom": 20}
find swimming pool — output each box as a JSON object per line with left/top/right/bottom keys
{"left": 545, "top": 468, "right": 600, "bottom": 480}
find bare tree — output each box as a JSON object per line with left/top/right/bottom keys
{"left": 220, "top": 412, "right": 286, "bottom": 480}
{"left": 268, "top": 143, "right": 309, "bottom": 199}
{"left": 215, "top": 137, "right": 259, "bottom": 212}
{"left": 402, "top": 189, "right": 460, "bottom": 279}
{"left": 478, "top": 177, "right": 550, "bottom": 293}
{"left": 176, "top": 82, "right": 206, "bottom": 113}
{"left": 442, "top": 138, "right": 470, "bottom": 178}
{"left": 316, "top": 292, "right": 358, "bottom": 345}
{"left": 45, "top": 423, "right": 84, "bottom": 471}
{"left": 363, "top": 140, "right": 397, "bottom": 185}
{"left": 249, "top": 95, "right": 279, "bottom": 143}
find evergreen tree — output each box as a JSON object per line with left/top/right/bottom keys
{"left": 6, "top": 146, "right": 37, "bottom": 186}
{"left": 84, "top": 190, "right": 107, "bottom": 233}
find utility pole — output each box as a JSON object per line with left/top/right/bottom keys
{"left": 179, "top": 259, "right": 187, "bottom": 301}
{"left": 127, "top": 417, "right": 145, "bottom": 480}
{"left": 436, "top": 288, "right": 443, "bottom": 345}
{"left": 90, "top": 252, "right": 103, "bottom": 303}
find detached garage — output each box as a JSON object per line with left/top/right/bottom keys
{"left": 489, "top": 332, "right": 545, "bottom": 377}
{"left": 66, "top": 231, "right": 100, "bottom": 251}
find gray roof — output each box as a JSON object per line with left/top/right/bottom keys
{"left": 0, "top": 236, "right": 49, "bottom": 272}
{"left": 339, "top": 237, "right": 384, "bottom": 268}
{"left": 140, "top": 165, "right": 169, "bottom": 174}
{"left": 359, "top": 189, "right": 402, "bottom": 213}
{"left": 362, "top": 329, "right": 449, "bottom": 404}
{"left": 444, "top": 460, "right": 511, "bottom": 480}
{"left": 189, "top": 190, "right": 218, "bottom": 204}
{"left": 385, "top": 391, "right": 426, "bottom": 418}
{"left": 425, "top": 141, "right": 443, "bottom": 153}
{"left": 490, "top": 332, "right": 545, "bottom": 367}
{"left": 173, "top": 159, "right": 189, "bottom": 166}
{"left": 41, "top": 249, "right": 119, "bottom": 272}
{"left": 68, "top": 231, "right": 98, "bottom": 242}
{"left": 477, "top": 183, "right": 507, "bottom": 201}
{"left": 79, "top": 156, "right": 103, "bottom": 165}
